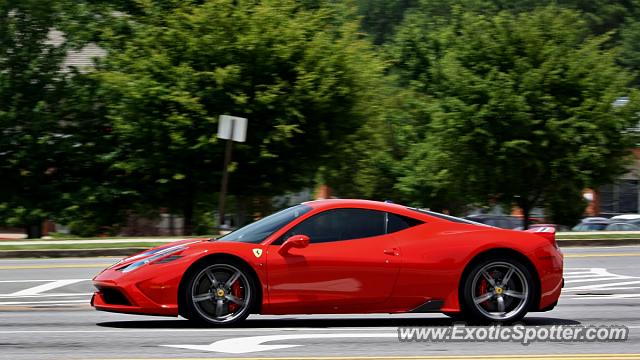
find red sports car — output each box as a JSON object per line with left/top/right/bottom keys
{"left": 92, "top": 199, "right": 563, "bottom": 325}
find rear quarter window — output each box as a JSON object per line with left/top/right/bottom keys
{"left": 387, "top": 213, "right": 424, "bottom": 233}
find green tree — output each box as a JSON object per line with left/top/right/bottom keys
{"left": 0, "top": 0, "right": 148, "bottom": 237}
{"left": 393, "top": 6, "right": 640, "bottom": 227}
{"left": 53, "top": 72, "right": 140, "bottom": 237}
{"left": 94, "top": 0, "right": 385, "bottom": 234}
{"left": 402, "top": 0, "right": 640, "bottom": 35}
{"left": 357, "top": 0, "right": 417, "bottom": 44}
{"left": 620, "top": 20, "right": 640, "bottom": 84}
{"left": 0, "top": 1, "right": 75, "bottom": 238}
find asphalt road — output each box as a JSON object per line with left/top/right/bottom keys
{"left": 1, "top": 246, "right": 640, "bottom": 360}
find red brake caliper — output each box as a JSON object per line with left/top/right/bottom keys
{"left": 227, "top": 281, "right": 243, "bottom": 312}
{"left": 478, "top": 278, "right": 488, "bottom": 308}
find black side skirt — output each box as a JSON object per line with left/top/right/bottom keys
{"left": 409, "top": 299, "right": 444, "bottom": 313}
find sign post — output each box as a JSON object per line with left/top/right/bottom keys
{"left": 217, "top": 115, "right": 248, "bottom": 228}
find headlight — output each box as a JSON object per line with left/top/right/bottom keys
{"left": 120, "top": 244, "right": 186, "bottom": 273}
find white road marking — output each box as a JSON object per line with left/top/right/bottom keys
{"left": 0, "top": 299, "right": 89, "bottom": 305}
{"left": 8, "top": 279, "right": 87, "bottom": 296}
{"left": 564, "top": 268, "right": 629, "bottom": 280}
{"left": 564, "top": 280, "right": 640, "bottom": 292}
{"left": 163, "top": 333, "right": 398, "bottom": 354}
{"left": 0, "top": 279, "right": 92, "bottom": 306}
{"left": 563, "top": 273, "right": 596, "bottom": 277}
{"left": 0, "top": 327, "right": 423, "bottom": 334}
{"left": 1, "top": 267, "right": 638, "bottom": 307}
{"left": 564, "top": 277, "right": 630, "bottom": 284}
{"left": 0, "top": 293, "right": 93, "bottom": 299}
{"left": 563, "top": 267, "right": 640, "bottom": 300}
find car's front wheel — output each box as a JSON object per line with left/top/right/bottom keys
{"left": 461, "top": 258, "right": 534, "bottom": 323}
{"left": 184, "top": 260, "right": 257, "bottom": 326}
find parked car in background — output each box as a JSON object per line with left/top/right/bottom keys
{"left": 571, "top": 217, "right": 611, "bottom": 232}
{"left": 610, "top": 214, "right": 640, "bottom": 227}
{"left": 610, "top": 214, "right": 640, "bottom": 221}
{"left": 604, "top": 222, "right": 640, "bottom": 231}
{"left": 463, "top": 214, "right": 523, "bottom": 229}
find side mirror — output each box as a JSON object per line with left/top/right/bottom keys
{"left": 279, "top": 234, "right": 310, "bottom": 254}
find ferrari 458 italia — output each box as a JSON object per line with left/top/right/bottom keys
{"left": 92, "top": 199, "right": 563, "bottom": 325}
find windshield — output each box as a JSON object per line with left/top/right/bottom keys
{"left": 216, "top": 204, "right": 312, "bottom": 244}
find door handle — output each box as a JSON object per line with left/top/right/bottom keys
{"left": 383, "top": 248, "right": 400, "bottom": 256}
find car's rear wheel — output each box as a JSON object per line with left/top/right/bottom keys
{"left": 184, "top": 260, "right": 257, "bottom": 326}
{"left": 461, "top": 258, "right": 533, "bottom": 323}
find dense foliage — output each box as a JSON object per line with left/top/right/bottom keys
{"left": 2, "top": 0, "right": 640, "bottom": 236}
{"left": 390, "top": 6, "right": 640, "bottom": 226}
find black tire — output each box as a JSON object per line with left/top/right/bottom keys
{"left": 461, "top": 257, "right": 534, "bottom": 324}
{"left": 183, "top": 259, "right": 258, "bottom": 326}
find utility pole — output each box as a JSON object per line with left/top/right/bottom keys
{"left": 217, "top": 115, "right": 248, "bottom": 229}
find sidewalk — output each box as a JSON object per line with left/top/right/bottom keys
{"left": 0, "top": 233, "right": 27, "bottom": 240}
{"left": 0, "top": 238, "right": 182, "bottom": 246}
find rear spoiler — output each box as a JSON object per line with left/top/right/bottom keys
{"left": 525, "top": 226, "right": 557, "bottom": 247}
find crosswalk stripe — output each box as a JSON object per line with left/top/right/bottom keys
{"left": 8, "top": 279, "right": 87, "bottom": 296}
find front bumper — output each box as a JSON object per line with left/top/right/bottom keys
{"left": 91, "top": 265, "right": 184, "bottom": 316}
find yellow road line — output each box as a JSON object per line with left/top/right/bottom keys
{"left": 564, "top": 252, "right": 640, "bottom": 258}
{"left": 0, "top": 263, "right": 110, "bottom": 270}
{"left": 93, "top": 354, "right": 640, "bottom": 360}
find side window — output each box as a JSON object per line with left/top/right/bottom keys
{"left": 386, "top": 213, "right": 424, "bottom": 234}
{"left": 279, "top": 208, "right": 386, "bottom": 244}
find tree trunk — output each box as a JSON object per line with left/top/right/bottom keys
{"left": 183, "top": 200, "right": 194, "bottom": 236}
{"left": 235, "top": 196, "right": 248, "bottom": 228}
{"left": 521, "top": 202, "right": 531, "bottom": 230}
{"left": 25, "top": 222, "right": 43, "bottom": 239}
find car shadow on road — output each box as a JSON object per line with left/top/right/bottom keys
{"left": 97, "top": 316, "right": 580, "bottom": 329}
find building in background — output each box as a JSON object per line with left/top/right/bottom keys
{"left": 587, "top": 149, "right": 640, "bottom": 217}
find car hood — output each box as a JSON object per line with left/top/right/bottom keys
{"left": 109, "top": 238, "right": 208, "bottom": 269}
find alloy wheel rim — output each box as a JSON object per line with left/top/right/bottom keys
{"left": 191, "top": 264, "right": 251, "bottom": 323}
{"left": 471, "top": 261, "right": 529, "bottom": 320}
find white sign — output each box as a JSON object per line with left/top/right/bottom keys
{"left": 163, "top": 332, "right": 396, "bottom": 354}
{"left": 217, "top": 115, "right": 248, "bottom": 142}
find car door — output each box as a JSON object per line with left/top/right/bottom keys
{"left": 265, "top": 208, "right": 401, "bottom": 314}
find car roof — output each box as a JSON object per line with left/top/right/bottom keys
{"left": 611, "top": 214, "right": 640, "bottom": 220}
{"left": 303, "top": 198, "right": 405, "bottom": 210}
{"left": 581, "top": 217, "right": 611, "bottom": 223}
{"left": 301, "top": 199, "right": 451, "bottom": 223}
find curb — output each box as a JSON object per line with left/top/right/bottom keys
{"left": 0, "top": 247, "right": 148, "bottom": 259}
{"left": 557, "top": 238, "right": 640, "bottom": 247}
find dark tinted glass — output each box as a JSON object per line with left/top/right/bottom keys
{"left": 386, "top": 213, "right": 424, "bottom": 233}
{"left": 280, "top": 208, "right": 386, "bottom": 244}
{"left": 217, "top": 204, "right": 312, "bottom": 244}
